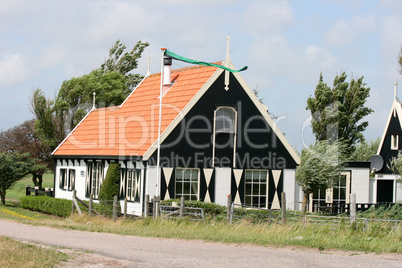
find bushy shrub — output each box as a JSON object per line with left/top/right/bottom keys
{"left": 98, "top": 162, "right": 121, "bottom": 217}
{"left": 161, "top": 199, "right": 226, "bottom": 216}
{"left": 21, "top": 196, "right": 71, "bottom": 217}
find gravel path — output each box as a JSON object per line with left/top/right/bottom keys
{"left": 0, "top": 219, "right": 401, "bottom": 268}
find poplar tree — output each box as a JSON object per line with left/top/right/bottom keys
{"left": 306, "top": 72, "right": 373, "bottom": 155}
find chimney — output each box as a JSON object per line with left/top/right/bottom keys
{"left": 163, "top": 56, "right": 172, "bottom": 86}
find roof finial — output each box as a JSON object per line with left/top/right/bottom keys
{"left": 146, "top": 51, "right": 151, "bottom": 76}
{"left": 395, "top": 82, "right": 398, "bottom": 100}
{"left": 225, "top": 35, "right": 231, "bottom": 63}
{"left": 92, "top": 92, "right": 96, "bottom": 110}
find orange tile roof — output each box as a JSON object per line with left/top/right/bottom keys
{"left": 53, "top": 64, "right": 220, "bottom": 157}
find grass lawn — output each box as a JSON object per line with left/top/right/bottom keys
{"left": 6, "top": 172, "right": 54, "bottom": 200}
{"left": 0, "top": 236, "right": 70, "bottom": 268}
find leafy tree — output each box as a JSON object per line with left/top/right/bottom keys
{"left": 387, "top": 150, "right": 402, "bottom": 183}
{"left": 101, "top": 40, "right": 149, "bottom": 90}
{"left": 0, "top": 152, "right": 37, "bottom": 205}
{"left": 31, "top": 40, "right": 148, "bottom": 149}
{"left": 54, "top": 69, "right": 129, "bottom": 134}
{"left": 31, "top": 89, "right": 64, "bottom": 150}
{"left": 98, "top": 163, "right": 121, "bottom": 216}
{"left": 306, "top": 72, "right": 373, "bottom": 155}
{"left": 296, "top": 140, "right": 347, "bottom": 213}
{"left": 0, "top": 120, "right": 48, "bottom": 188}
{"left": 349, "top": 138, "right": 380, "bottom": 161}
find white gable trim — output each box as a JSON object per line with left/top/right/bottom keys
{"left": 143, "top": 61, "right": 300, "bottom": 165}
{"left": 230, "top": 62, "right": 300, "bottom": 164}
{"left": 377, "top": 99, "right": 402, "bottom": 155}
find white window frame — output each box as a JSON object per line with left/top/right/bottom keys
{"left": 244, "top": 169, "right": 268, "bottom": 208}
{"left": 391, "top": 135, "right": 398, "bottom": 150}
{"left": 174, "top": 168, "right": 199, "bottom": 201}
{"left": 87, "top": 161, "right": 103, "bottom": 199}
{"left": 123, "top": 168, "right": 141, "bottom": 202}
{"left": 212, "top": 106, "right": 237, "bottom": 167}
{"left": 59, "top": 168, "right": 75, "bottom": 191}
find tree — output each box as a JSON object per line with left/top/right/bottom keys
{"left": 387, "top": 150, "right": 402, "bottom": 183}
{"left": 98, "top": 163, "right": 120, "bottom": 216}
{"left": 31, "top": 89, "right": 65, "bottom": 151}
{"left": 101, "top": 40, "right": 149, "bottom": 90}
{"left": 306, "top": 72, "right": 373, "bottom": 155}
{"left": 295, "top": 140, "right": 347, "bottom": 213}
{"left": 0, "top": 152, "right": 36, "bottom": 205}
{"left": 0, "top": 120, "right": 48, "bottom": 188}
{"left": 32, "top": 40, "right": 148, "bottom": 139}
{"left": 54, "top": 69, "right": 130, "bottom": 134}
{"left": 349, "top": 138, "right": 380, "bottom": 161}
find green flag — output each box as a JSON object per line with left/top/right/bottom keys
{"left": 164, "top": 50, "right": 247, "bottom": 73}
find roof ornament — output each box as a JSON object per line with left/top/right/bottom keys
{"left": 394, "top": 82, "right": 398, "bottom": 100}
{"left": 146, "top": 51, "right": 151, "bottom": 76}
{"left": 92, "top": 92, "right": 96, "bottom": 110}
{"left": 224, "top": 35, "right": 231, "bottom": 91}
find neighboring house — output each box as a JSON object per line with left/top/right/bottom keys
{"left": 52, "top": 46, "right": 301, "bottom": 216}
{"left": 375, "top": 85, "right": 402, "bottom": 203}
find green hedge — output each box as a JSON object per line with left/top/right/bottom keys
{"left": 21, "top": 196, "right": 72, "bottom": 217}
{"left": 161, "top": 199, "right": 226, "bottom": 216}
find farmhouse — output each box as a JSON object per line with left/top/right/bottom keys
{"left": 373, "top": 83, "right": 402, "bottom": 203}
{"left": 52, "top": 43, "right": 301, "bottom": 216}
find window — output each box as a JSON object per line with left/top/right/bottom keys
{"left": 122, "top": 169, "right": 141, "bottom": 202}
{"left": 175, "top": 168, "right": 199, "bottom": 200}
{"left": 333, "top": 174, "right": 347, "bottom": 204}
{"left": 215, "top": 107, "right": 236, "bottom": 133}
{"left": 391, "top": 135, "right": 398, "bottom": 150}
{"left": 59, "top": 168, "right": 75, "bottom": 191}
{"left": 244, "top": 170, "right": 268, "bottom": 208}
{"left": 86, "top": 161, "right": 103, "bottom": 198}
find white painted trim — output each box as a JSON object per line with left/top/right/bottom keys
{"left": 231, "top": 70, "right": 301, "bottom": 165}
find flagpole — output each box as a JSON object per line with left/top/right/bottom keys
{"left": 156, "top": 48, "right": 166, "bottom": 198}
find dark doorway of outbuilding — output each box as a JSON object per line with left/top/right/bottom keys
{"left": 376, "top": 180, "right": 394, "bottom": 203}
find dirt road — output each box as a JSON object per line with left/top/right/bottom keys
{"left": 0, "top": 219, "right": 401, "bottom": 267}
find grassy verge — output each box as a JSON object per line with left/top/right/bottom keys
{"left": 6, "top": 172, "right": 54, "bottom": 200}
{"left": 0, "top": 236, "right": 70, "bottom": 268}
{"left": 1, "top": 202, "right": 401, "bottom": 254}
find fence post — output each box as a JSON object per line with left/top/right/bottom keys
{"left": 180, "top": 197, "right": 185, "bottom": 217}
{"left": 89, "top": 194, "right": 93, "bottom": 216}
{"left": 124, "top": 197, "right": 127, "bottom": 219}
{"left": 281, "top": 192, "right": 286, "bottom": 224}
{"left": 113, "top": 196, "right": 118, "bottom": 222}
{"left": 350, "top": 193, "right": 356, "bottom": 228}
{"left": 71, "top": 190, "right": 76, "bottom": 215}
{"left": 227, "top": 194, "right": 232, "bottom": 224}
{"left": 154, "top": 196, "right": 160, "bottom": 219}
{"left": 145, "top": 194, "right": 149, "bottom": 218}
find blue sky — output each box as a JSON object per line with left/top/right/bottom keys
{"left": 0, "top": 0, "right": 401, "bottom": 151}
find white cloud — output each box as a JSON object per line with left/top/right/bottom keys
{"left": 325, "top": 14, "right": 375, "bottom": 47}
{"left": 242, "top": 0, "right": 293, "bottom": 35}
{"left": 0, "top": 53, "right": 29, "bottom": 87}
